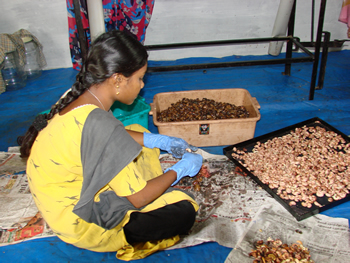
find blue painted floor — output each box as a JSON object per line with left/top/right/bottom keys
{"left": 0, "top": 51, "right": 349, "bottom": 262}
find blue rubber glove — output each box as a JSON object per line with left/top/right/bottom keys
{"left": 164, "top": 152, "right": 203, "bottom": 186}
{"left": 143, "top": 132, "right": 198, "bottom": 158}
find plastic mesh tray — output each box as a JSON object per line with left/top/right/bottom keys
{"left": 223, "top": 117, "right": 350, "bottom": 221}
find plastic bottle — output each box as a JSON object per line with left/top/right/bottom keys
{"left": 1, "top": 51, "right": 27, "bottom": 91}
{"left": 22, "top": 36, "right": 42, "bottom": 79}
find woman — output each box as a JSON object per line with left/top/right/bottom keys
{"left": 18, "top": 30, "right": 202, "bottom": 260}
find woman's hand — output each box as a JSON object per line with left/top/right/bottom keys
{"left": 165, "top": 152, "right": 203, "bottom": 185}
{"left": 143, "top": 132, "right": 198, "bottom": 158}
{"left": 126, "top": 152, "right": 203, "bottom": 208}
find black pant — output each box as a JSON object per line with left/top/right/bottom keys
{"left": 123, "top": 200, "right": 196, "bottom": 244}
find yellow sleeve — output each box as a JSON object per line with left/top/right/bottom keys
{"left": 108, "top": 161, "right": 147, "bottom": 196}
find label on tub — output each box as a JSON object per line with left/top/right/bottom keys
{"left": 199, "top": 124, "right": 209, "bottom": 135}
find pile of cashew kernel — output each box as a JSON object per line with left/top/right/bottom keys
{"left": 231, "top": 124, "right": 350, "bottom": 208}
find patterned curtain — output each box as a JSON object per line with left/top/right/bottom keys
{"left": 66, "top": 0, "right": 155, "bottom": 70}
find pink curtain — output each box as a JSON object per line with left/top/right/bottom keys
{"left": 339, "top": 0, "right": 350, "bottom": 38}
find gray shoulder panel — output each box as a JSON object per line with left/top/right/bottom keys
{"left": 72, "top": 109, "right": 142, "bottom": 227}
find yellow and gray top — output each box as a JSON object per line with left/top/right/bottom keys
{"left": 27, "top": 105, "right": 198, "bottom": 260}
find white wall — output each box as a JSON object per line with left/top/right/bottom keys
{"left": 0, "top": 0, "right": 72, "bottom": 69}
{"left": 145, "top": 0, "right": 349, "bottom": 60}
{"left": 0, "top": 0, "right": 348, "bottom": 70}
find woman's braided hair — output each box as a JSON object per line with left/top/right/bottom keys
{"left": 18, "top": 30, "right": 148, "bottom": 158}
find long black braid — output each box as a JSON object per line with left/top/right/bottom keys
{"left": 18, "top": 30, "right": 148, "bottom": 158}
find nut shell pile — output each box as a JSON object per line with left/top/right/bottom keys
{"left": 249, "top": 238, "right": 314, "bottom": 263}
{"left": 157, "top": 98, "right": 250, "bottom": 122}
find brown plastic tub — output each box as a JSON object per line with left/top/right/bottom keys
{"left": 150, "top": 88, "right": 261, "bottom": 147}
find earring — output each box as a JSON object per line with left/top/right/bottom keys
{"left": 116, "top": 85, "right": 120, "bottom": 95}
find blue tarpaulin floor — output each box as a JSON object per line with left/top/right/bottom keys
{"left": 0, "top": 51, "right": 349, "bottom": 262}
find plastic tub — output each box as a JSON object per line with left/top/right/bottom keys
{"left": 150, "top": 88, "right": 261, "bottom": 147}
{"left": 110, "top": 95, "right": 151, "bottom": 129}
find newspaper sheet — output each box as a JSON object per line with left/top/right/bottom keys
{"left": 0, "top": 146, "right": 27, "bottom": 175}
{"left": 0, "top": 148, "right": 54, "bottom": 245}
{"left": 225, "top": 204, "right": 350, "bottom": 263}
{"left": 1, "top": 147, "right": 349, "bottom": 262}
{"left": 163, "top": 149, "right": 279, "bottom": 249}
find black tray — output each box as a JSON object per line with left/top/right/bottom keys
{"left": 223, "top": 117, "right": 350, "bottom": 221}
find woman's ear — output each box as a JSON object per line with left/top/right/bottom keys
{"left": 112, "top": 73, "right": 122, "bottom": 85}
{"left": 112, "top": 73, "right": 128, "bottom": 86}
